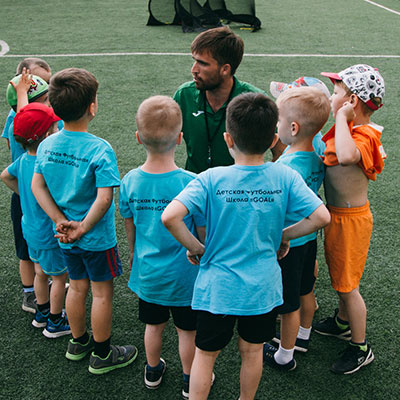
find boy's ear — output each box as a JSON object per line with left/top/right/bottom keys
{"left": 291, "top": 121, "right": 300, "bottom": 136}
{"left": 349, "top": 93, "right": 358, "bottom": 107}
{"left": 223, "top": 131, "right": 234, "bottom": 148}
{"left": 136, "top": 131, "right": 142, "bottom": 144}
{"left": 176, "top": 132, "right": 183, "bottom": 145}
{"left": 88, "top": 102, "right": 97, "bottom": 117}
{"left": 269, "top": 133, "right": 279, "bottom": 149}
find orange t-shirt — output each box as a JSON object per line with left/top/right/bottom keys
{"left": 322, "top": 122, "right": 386, "bottom": 181}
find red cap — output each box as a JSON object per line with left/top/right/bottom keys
{"left": 320, "top": 72, "right": 341, "bottom": 84}
{"left": 13, "top": 103, "right": 60, "bottom": 143}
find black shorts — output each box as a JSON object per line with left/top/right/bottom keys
{"left": 195, "top": 309, "right": 277, "bottom": 352}
{"left": 277, "top": 239, "right": 317, "bottom": 314}
{"left": 11, "top": 193, "right": 30, "bottom": 261}
{"left": 139, "top": 298, "right": 197, "bottom": 331}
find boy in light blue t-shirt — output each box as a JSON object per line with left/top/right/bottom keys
{"left": 263, "top": 87, "right": 331, "bottom": 370}
{"left": 162, "top": 92, "right": 330, "bottom": 400}
{"left": 1, "top": 103, "right": 70, "bottom": 338}
{"left": 119, "top": 96, "right": 205, "bottom": 397}
{"left": 31, "top": 68, "right": 137, "bottom": 375}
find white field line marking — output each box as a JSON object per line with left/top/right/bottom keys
{"left": 1, "top": 52, "right": 399, "bottom": 58}
{"left": 0, "top": 40, "right": 10, "bottom": 56}
{"left": 364, "top": 0, "right": 400, "bottom": 16}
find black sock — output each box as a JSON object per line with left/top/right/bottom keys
{"left": 37, "top": 302, "right": 50, "bottom": 314}
{"left": 336, "top": 315, "right": 349, "bottom": 325}
{"left": 94, "top": 337, "right": 111, "bottom": 358}
{"left": 49, "top": 312, "right": 62, "bottom": 323}
{"left": 74, "top": 332, "right": 90, "bottom": 345}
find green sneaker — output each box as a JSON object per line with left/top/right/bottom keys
{"left": 65, "top": 337, "right": 95, "bottom": 361}
{"left": 88, "top": 345, "right": 138, "bottom": 375}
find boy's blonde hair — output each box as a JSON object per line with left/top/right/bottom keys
{"left": 136, "top": 96, "right": 182, "bottom": 153}
{"left": 277, "top": 86, "right": 330, "bottom": 137}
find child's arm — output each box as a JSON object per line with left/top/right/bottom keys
{"left": 57, "top": 187, "right": 114, "bottom": 243}
{"left": 196, "top": 226, "right": 206, "bottom": 244}
{"left": 10, "top": 68, "right": 31, "bottom": 112}
{"left": 162, "top": 200, "right": 205, "bottom": 265}
{"left": 124, "top": 217, "right": 136, "bottom": 267}
{"left": 0, "top": 168, "right": 19, "bottom": 194}
{"left": 335, "top": 102, "right": 361, "bottom": 165}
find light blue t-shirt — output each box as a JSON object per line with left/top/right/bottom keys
{"left": 175, "top": 163, "right": 322, "bottom": 316}
{"left": 276, "top": 150, "right": 324, "bottom": 247}
{"left": 8, "top": 153, "right": 59, "bottom": 250}
{"left": 312, "top": 132, "right": 326, "bottom": 158}
{"left": 119, "top": 168, "right": 206, "bottom": 306}
{"left": 2, "top": 109, "right": 64, "bottom": 162}
{"left": 35, "top": 129, "right": 120, "bottom": 251}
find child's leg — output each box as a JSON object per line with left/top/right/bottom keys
{"left": 20, "top": 259, "right": 35, "bottom": 287}
{"left": 49, "top": 272, "right": 67, "bottom": 315}
{"left": 300, "top": 291, "right": 316, "bottom": 329}
{"left": 238, "top": 339, "right": 263, "bottom": 400}
{"left": 279, "top": 310, "right": 300, "bottom": 350}
{"left": 189, "top": 347, "right": 220, "bottom": 400}
{"left": 90, "top": 279, "right": 113, "bottom": 343}
{"left": 66, "top": 278, "right": 90, "bottom": 339}
{"left": 176, "top": 327, "right": 196, "bottom": 375}
{"left": 337, "top": 287, "right": 366, "bottom": 343}
{"left": 145, "top": 322, "right": 167, "bottom": 367}
{"left": 34, "top": 263, "right": 49, "bottom": 305}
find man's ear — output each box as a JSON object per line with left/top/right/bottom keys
{"left": 220, "top": 63, "right": 231, "bottom": 77}
{"left": 136, "top": 131, "right": 142, "bottom": 144}
{"left": 224, "top": 131, "right": 234, "bottom": 148}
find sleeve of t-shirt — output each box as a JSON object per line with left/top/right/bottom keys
{"left": 353, "top": 131, "right": 385, "bottom": 177}
{"left": 119, "top": 175, "right": 133, "bottom": 219}
{"left": 93, "top": 145, "right": 120, "bottom": 188}
{"left": 286, "top": 170, "right": 322, "bottom": 218}
{"left": 175, "top": 175, "right": 208, "bottom": 219}
{"left": 1, "top": 111, "right": 14, "bottom": 139}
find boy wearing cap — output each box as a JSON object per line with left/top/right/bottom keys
{"left": 314, "top": 64, "right": 386, "bottom": 374}
{"left": 2, "top": 66, "right": 51, "bottom": 314}
{"left": 1, "top": 103, "right": 70, "bottom": 338}
{"left": 31, "top": 68, "right": 138, "bottom": 374}
{"left": 263, "top": 87, "right": 331, "bottom": 370}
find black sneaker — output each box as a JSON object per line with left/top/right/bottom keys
{"left": 144, "top": 358, "right": 166, "bottom": 389}
{"left": 89, "top": 345, "right": 138, "bottom": 375}
{"left": 65, "top": 336, "right": 95, "bottom": 361}
{"left": 182, "top": 372, "right": 215, "bottom": 399}
{"left": 22, "top": 291, "right": 37, "bottom": 314}
{"left": 331, "top": 343, "right": 374, "bottom": 374}
{"left": 313, "top": 309, "right": 351, "bottom": 340}
{"left": 263, "top": 343, "right": 296, "bottom": 371}
{"left": 272, "top": 332, "right": 310, "bottom": 353}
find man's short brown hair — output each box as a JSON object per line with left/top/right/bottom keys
{"left": 191, "top": 26, "right": 244, "bottom": 75}
{"left": 226, "top": 93, "right": 278, "bottom": 154}
{"left": 49, "top": 68, "right": 98, "bottom": 122}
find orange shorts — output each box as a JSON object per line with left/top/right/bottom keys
{"left": 324, "top": 202, "right": 373, "bottom": 293}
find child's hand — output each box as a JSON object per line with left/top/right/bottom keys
{"left": 187, "top": 245, "right": 205, "bottom": 265}
{"left": 10, "top": 67, "right": 32, "bottom": 94}
{"left": 55, "top": 220, "right": 85, "bottom": 243}
{"left": 277, "top": 240, "right": 290, "bottom": 260}
{"left": 337, "top": 101, "right": 356, "bottom": 122}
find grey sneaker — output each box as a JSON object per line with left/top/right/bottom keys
{"left": 22, "top": 291, "right": 36, "bottom": 314}
{"left": 89, "top": 345, "right": 138, "bottom": 375}
{"left": 65, "top": 336, "right": 95, "bottom": 361}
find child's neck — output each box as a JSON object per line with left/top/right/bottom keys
{"left": 27, "top": 149, "right": 37, "bottom": 156}
{"left": 63, "top": 118, "right": 90, "bottom": 132}
{"left": 284, "top": 138, "right": 314, "bottom": 154}
{"left": 352, "top": 113, "right": 370, "bottom": 126}
{"left": 234, "top": 152, "right": 265, "bottom": 166}
{"left": 141, "top": 151, "right": 179, "bottom": 174}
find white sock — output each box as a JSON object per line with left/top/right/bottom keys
{"left": 274, "top": 344, "right": 294, "bottom": 365}
{"left": 297, "top": 326, "right": 311, "bottom": 340}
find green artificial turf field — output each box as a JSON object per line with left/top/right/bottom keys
{"left": 0, "top": 1, "right": 399, "bottom": 399}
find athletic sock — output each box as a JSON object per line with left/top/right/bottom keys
{"left": 94, "top": 337, "right": 111, "bottom": 358}
{"left": 274, "top": 344, "right": 294, "bottom": 365}
{"left": 146, "top": 360, "right": 164, "bottom": 371}
{"left": 297, "top": 326, "right": 311, "bottom": 340}
{"left": 23, "top": 285, "right": 34, "bottom": 293}
{"left": 350, "top": 340, "right": 368, "bottom": 352}
{"left": 37, "top": 301, "right": 50, "bottom": 314}
{"left": 49, "top": 312, "right": 62, "bottom": 323}
{"left": 335, "top": 315, "right": 349, "bottom": 330}
{"left": 74, "top": 331, "right": 90, "bottom": 345}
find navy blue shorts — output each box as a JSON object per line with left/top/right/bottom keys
{"left": 277, "top": 239, "right": 317, "bottom": 314}
{"left": 62, "top": 245, "right": 122, "bottom": 282}
{"left": 195, "top": 309, "right": 277, "bottom": 351}
{"left": 139, "top": 298, "right": 197, "bottom": 331}
{"left": 11, "top": 193, "right": 30, "bottom": 261}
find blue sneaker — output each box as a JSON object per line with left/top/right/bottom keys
{"left": 32, "top": 309, "right": 49, "bottom": 328}
{"left": 263, "top": 343, "right": 296, "bottom": 371}
{"left": 43, "top": 314, "right": 71, "bottom": 338}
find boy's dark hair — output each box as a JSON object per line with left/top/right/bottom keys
{"left": 14, "top": 134, "right": 46, "bottom": 151}
{"left": 16, "top": 58, "right": 50, "bottom": 75}
{"left": 191, "top": 26, "right": 244, "bottom": 75}
{"left": 226, "top": 93, "right": 278, "bottom": 154}
{"left": 49, "top": 68, "right": 98, "bottom": 122}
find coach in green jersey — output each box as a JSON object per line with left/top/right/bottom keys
{"left": 173, "top": 27, "right": 265, "bottom": 173}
